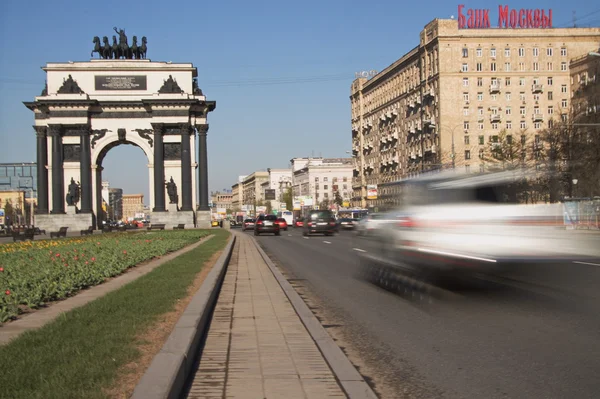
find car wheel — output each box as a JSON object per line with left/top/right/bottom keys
{"left": 275, "top": 231, "right": 281, "bottom": 236}
{"left": 302, "top": 231, "right": 308, "bottom": 236}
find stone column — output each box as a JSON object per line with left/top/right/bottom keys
{"left": 94, "top": 165, "right": 103, "bottom": 228}
{"left": 79, "top": 127, "right": 92, "bottom": 213}
{"left": 49, "top": 125, "right": 65, "bottom": 214}
{"left": 34, "top": 126, "right": 49, "bottom": 214}
{"left": 180, "top": 123, "right": 193, "bottom": 211}
{"left": 151, "top": 123, "right": 166, "bottom": 212}
{"left": 197, "top": 124, "right": 209, "bottom": 211}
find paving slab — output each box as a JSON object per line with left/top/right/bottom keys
{"left": 183, "top": 232, "right": 347, "bottom": 399}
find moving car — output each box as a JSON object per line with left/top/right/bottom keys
{"left": 211, "top": 220, "right": 220, "bottom": 227}
{"left": 293, "top": 218, "right": 304, "bottom": 228}
{"left": 254, "top": 214, "right": 281, "bottom": 236}
{"left": 276, "top": 218, "right": 288, "bottom": 231}
{"left": 303, "top": 210, "right": 337, "bottom": 236}
{"left": 242, "top": 218, "right": 255, "bottom": 231}
{"left": 337, "top": 218, "right": 359, "bottom": 230}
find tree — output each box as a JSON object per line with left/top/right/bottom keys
{"left": 282, "top": 187, "right": 293, "bottom": 211}
{"left": 3, "top": 200, "right": 14, "bottom": 226}
{"left": 333, "top": 190, "right": 343, "bottom": 207}
{"left": 319, "top": 198, "right": 330, "bottom": 210}
{"left": 265, "top": 201, "right": 272, "bottom": 214}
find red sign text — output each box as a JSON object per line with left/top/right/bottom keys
{"left": 458, "top": 5, "right": 553, "bottom": 29}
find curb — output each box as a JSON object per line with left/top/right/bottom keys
{"left": 250, "top": 235, "right": 378, "bottom": 399}
{"left": 131, "top": 234, "right": 236, "bottom": 399}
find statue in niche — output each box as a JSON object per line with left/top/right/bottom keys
{"left": 66, "top": 178, "right": 81, "bottom": 206}
{"left": 165, "top": 177, "right": 178, "bottom": 205}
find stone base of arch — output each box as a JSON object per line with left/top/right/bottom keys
{"left": 35, "top": 212, "right": 94, "bottom": 233}
{"left": 150, "top": 203, "right": 195, "bottom": 229}
{"left": 196, "top": 210, "right": 212, "bottom": 229}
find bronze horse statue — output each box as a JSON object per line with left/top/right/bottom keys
{"left": 130, "top": 36, "right": 139, "bottom": 59}
{"left": 91, "top": 36, "right": 102, "bottom": 58}
{"left": 111, "top": 36, "right": 119, "bottom": 59}
{"left": 139, "top": 37, "right": 148, "bottom": 59}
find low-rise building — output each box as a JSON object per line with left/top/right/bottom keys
{"left": 291, "top": 157, "right": 353, "bottom": 210}
{"left": 122, "top": 194, "right": 144, "bottom": 221}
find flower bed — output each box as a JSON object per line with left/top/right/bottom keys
{"left": 0, "top": 230, "right": 209, "bottom": 323}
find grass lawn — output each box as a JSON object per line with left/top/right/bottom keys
{"left": 0, "top": 229, "right": 230, "bottom": 399}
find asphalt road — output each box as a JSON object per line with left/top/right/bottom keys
{"left": 251, "top": 227, "right": 600, "bottom": 399}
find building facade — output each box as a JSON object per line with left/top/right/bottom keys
{"left": 242, "top": 171, "right": 269, "bottom": 208}
{"left": 291, "top": 158, "right": 353, "bottom": 208}
{"left": 266, "top": 168, "right": 293, "bottom": 202}
{"left": 122, "top": 194, "right": 144, "bottom": 221}
{"left": 0, "top": 163, "right": 37, "bottom": 200}
{"left": 350, "top": 18, "right": 600, "bottom": 209}
{"left": 211, "top": 191, "right": 233, "bottom": 210}
{"left": 108, "top": 188, "right": 123, "bottom": 220}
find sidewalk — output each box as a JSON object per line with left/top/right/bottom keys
{"left": 183, "top": 232, "right": 347, "bottom": 399}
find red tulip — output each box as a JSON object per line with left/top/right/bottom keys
{"left": 123, "top": 250, "right": 127, "bottom": 254}
{"left": 91, "top": 257, "right": 96, "bottom": 262}
{"left": 5, "top": 290, "right": 10, "bottom": 296}
{"left": 0, "top": 267, "right": 4, "bottom": 272}
{"left": 56, "top": 253, "right": 61, "bottom": 257}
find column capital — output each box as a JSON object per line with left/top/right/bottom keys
{"left": 151, "top": 123, "right": 165, "bottom": 135}
{"left": 196, "top": 124, "right": 209, "bottom": 135}
{"left": 47, "top": 124, "right": 62, "bottom": 137}
{"left": 33, "top": 125, "right": 47, "bottom": 137}
{"left": 179, "top": 123, "right": 194, "bottom": 135}
{"left": 80, "top": 126, "right": 92, "bottom": 136}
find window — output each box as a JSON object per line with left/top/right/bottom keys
{"left": 477, "top": 92, "right": 483, "bottom": 101}
{"left": 533, "top": 77, "right": 539, "bottom": 85}
{"left": 491, "top": 94, "right": 497, "bottom": 101}
{"left": 492, "top": 122, "right": 499, "bottom": 130}
{"left": 479, "top": 135, "right": 485, "bottom": 145}
{"left": 343, "top": 176, "right": 347, "bottom": 182}
{"left": 476, "top": 48, "right": 482, "bottom": 57}
{"left": 519, "top": 92, "right": 526, "bottom": 101}
{"left": 462, "top": 48, "right": 469, "bottom": 57}
{"left": 343, "top": 184, "right": 347, "bottom": 189}
{"left": 463, "top": 77, "right": 469, "bottom": 87}
{"left": 462, "top": 63, "right": 469, "bottom": 72}
{"left": 534, "top": 122, "right": 542, "bottom": 129}
{"left": 323, "top": 177, "right": 328, "bottom": 181}
{"left": 324, "top": 193, "right": 329, "bottom": 198}
{"left": 315, "top": 184, "right": 320, "bottom": 190}
{"left": 520, "top": 121, "right": 527, "bottom": 129}
{"left": 505, "top": 48, "right": 511, "bottom": 57}
{"left": 533, "top": 62, "right": 539, "bottom": 71}
{"left": 463, "top": 107, "right": 469, "bottom": 116}
{"left": 547, "top": 62, "right": 553, "bottom": 71}
{"left": 533, "top": 94, "right": 540, "bottom": 101}
{"left": 520, "top": 106, "right": 526, "bottom": 115}
{"left": 548, "top": 91, "right": 553, "bottom": 100}
{"left": 465, "top": 164, "right": 471, "bottom": 173}
{"left": 315, "top": 177, "right": 319, "bottom": 182}
{"left": 533, "top": 47, "right": 539, "bottom": 57}
{"left": 561, "top": 114, "right": 568, "bottom": 122}
{"left": 519, "top": 77, "right": 525, "bottom": 86}
{"left": 506, "top": 121, "right": 512, "bottom": 129}
{"left": 464, "top": 121, "right": 470, "bottom": 130}
{"left": 506, "top": 106, "right": 512, "bottom": 115}
{"left": 561, "top": 99, "right": 568, "bottom": 108}
{"left": 547, "top": 48, "right": 553, "bottom": 56}
{"left": 547, "top": 77, "right": 553, "bottom": 86}
{"left": 478, "top": 123, "right": 484, "bottom": 130}
{"left": 548, "top": 106, "right": 553, "bottom": 115}
{"left": 505, "top": 77, "right": 511, "bottom": 86}
{"left": 477, "top": 77, "right": 483, "bottom": 87}
{"left": 476, "top": 63, "right": 483, "bottom": 72}
{"left": 561, "top": 84, "right": 567, "bottom": 93}
{"left": 519, "top": 48, "right": 525, "bottom": 57}
{"left": 506, "top": 92, "right": 511, "bottom": 101}
{"left": 478, "top": 107, "right": 484, "bottom": 115}
{"left": 324, "top": 185, "right": 328, "bottom": 190}
{"left": 491, "top": 62, "right": 497, "bottom": 72}
{"left": 519, "top": 62, "right": 526, "bottom": 71}
{"left": 521, "top": 135, "right": 527, "bottom": 145}
{"left": 465, "top": 150, "right": 471, "bottom": 160}
{"left": 561, "top": 62, "right": 567, "bottom": 71}
{"left": 534, "top": 106, "right": 540, "bottom": 114}
{"left": 464, "top": 135, "right": 470, "bottom": 145}
{"left": 560, "top": 47, "right": 567, "bottom": 57}
{"left": 548, "top": 119, "right": 554, "bottom": 128}
{"left": 507, "top": 135, "right": 513, "bottom": 144}
{"left": 479, "top": 149, "right": 485, "bottom": 161}
{"left": 505, "top": 62, "right": 511, "bottom": 71}
{"left": 491, "top": 48, "right": 496, "bottom": 57}
{"left": 463, "top": 92, "right": 470, "bottom": 101}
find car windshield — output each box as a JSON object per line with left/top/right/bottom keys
{"left": 264, "top": 215, "right": 277, "bottom": 221}
{"left": 244, "top": 219, "right": 254, "bottom": 223}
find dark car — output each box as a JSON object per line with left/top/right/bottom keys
{"left": 254, "top": 214, "right": 281, "bottom": 236}
{"left": 337, "top": 218, "right": 358, "bottom": 230}
{"left": 302, "top": 210, "right": 337, "bottom": 236}
{"left": 242, "top": 218, "right": 255, "bottom": 231}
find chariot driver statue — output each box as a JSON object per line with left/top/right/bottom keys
{"left": 113, "top": 27, "right": 129, "bottom": 57}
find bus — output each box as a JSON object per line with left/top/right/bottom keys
{"left": 277, "top": 210, "right": 294, "bottom": 225}
{"left": 337, "top": 208, "right": 369, "bottom": 220}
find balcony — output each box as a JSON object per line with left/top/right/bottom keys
{"left": 532, "top": 113, "right": 544, "bottom": 122}
{"left": 489, "top": 83, "right": 501, "bottom": 93}
{"left": 489, "top": 114, "right": 502, "bottom": 123}
{"left": 532, "top": 84, "right": 544, "bottom": 93}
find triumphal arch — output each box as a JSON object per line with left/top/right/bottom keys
{"left": 24, "top": 28, "right": 216, "bottom": 231}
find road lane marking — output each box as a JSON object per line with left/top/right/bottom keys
{"left": 288, "top": 234, "right": 292, "bottom": 237}
{"left": 352, "top": 248, "right": 367, "bottom": 252}
{"left": 573, "top": 261, "right": 600, "bottom": 267}
{"left": 303, "top": 237, "right": 309, "bottom": 239}
{"left": 323, "top": 241, "right": 331, "bottom": 244}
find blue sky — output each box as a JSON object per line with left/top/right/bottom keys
{"left": 1, "top": 0, "right": 598, "bottom": 203}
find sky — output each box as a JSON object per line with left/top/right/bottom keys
{"left": 1, "top": 0, "right": 598, "bottom": 204}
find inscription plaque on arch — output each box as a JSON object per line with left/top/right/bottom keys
{"left": 95, "top": 75, "right": 147, "bottom": 90}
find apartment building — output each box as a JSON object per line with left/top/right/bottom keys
{"left": 266, "top": 168, "right": 292, "bottom": 202}
{"left": 570, "top": 51, "right": 600, "bottom": 119}
{"left": 231, "top": 175, "right": 246, "bottom": 210}
{"left": 350, "top": 17, "right": 600, "bottom": 209}
{"left": 211, "top": 191, "right": 233, "bottom": 210}
{"left": 291, "top": 158, "right": 353, "bottom": 207}
{"left": 122, "top": 194, "right": 144, "bottom": 221}
{"left": 241, "top": 171, "right": 269, "bottom": 207}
